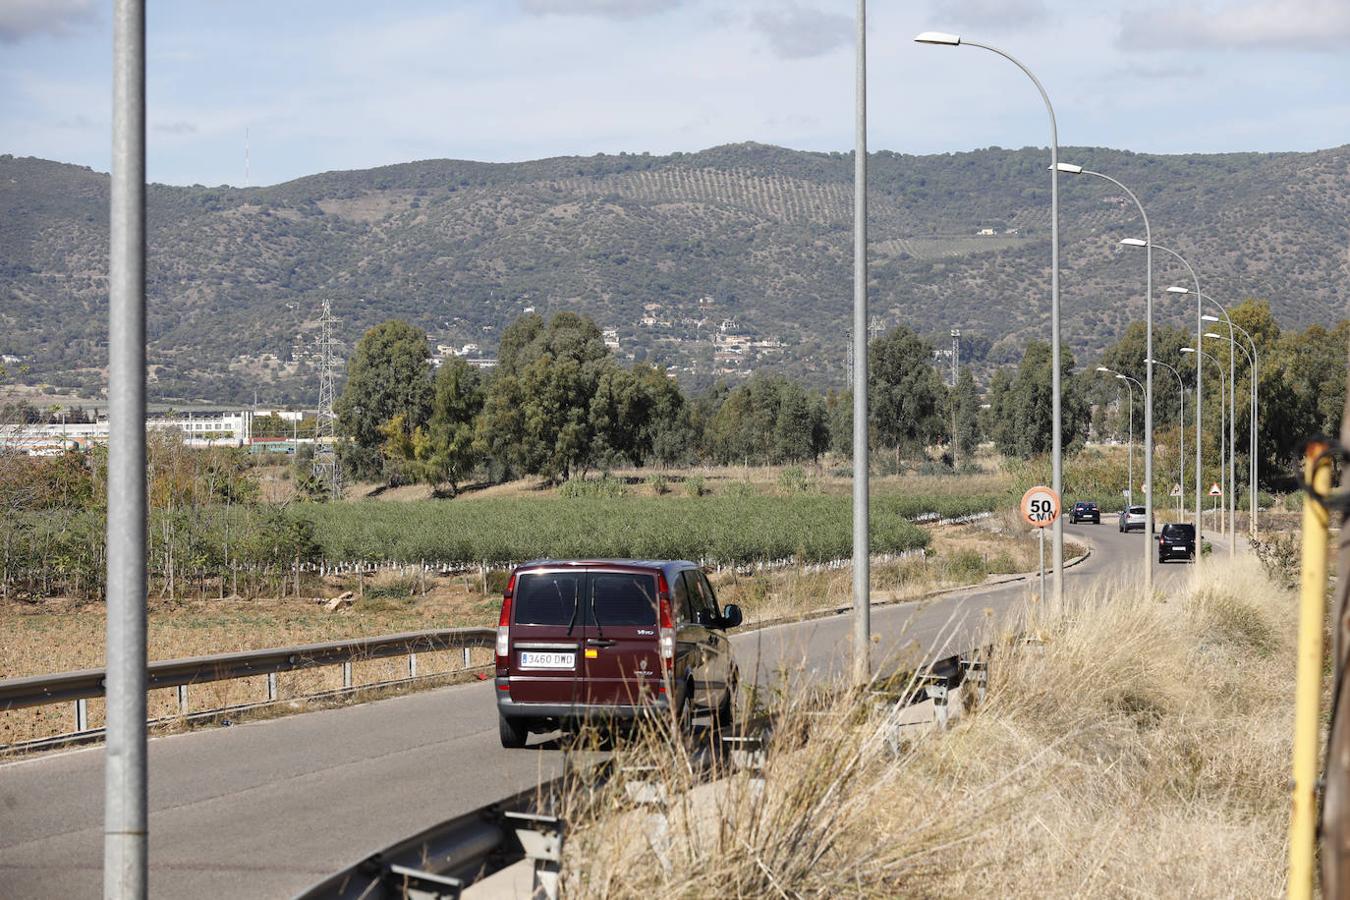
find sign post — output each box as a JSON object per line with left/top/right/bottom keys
{"left": 1020, "top": 486, "right": 1062, "bottom": 602}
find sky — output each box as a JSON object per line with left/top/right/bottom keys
{"left": 2, "top": 0, "right": 1348, "bottom": 187}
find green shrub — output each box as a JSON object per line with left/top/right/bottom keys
{"left": 777, "top": 467, "right": 812, "bottom": 494}
{"left": 684, "top": 475, "right": 706, "bottom": 498}
{"left": 645, "top": 474, "right": 670, "bottom": 496}
{"left": 558, "top": 476, "right": 627, "bottom": 499}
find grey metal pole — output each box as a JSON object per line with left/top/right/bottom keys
{"left": 1149, "top": 359, "right": 1185, "bottom": 519}
{"left": 915, "top": 34, "right": 1064, "bottom": 602}
{"left": 851, "top": 0, "right": 869, "bottom": 685}
{"left": 1149, "top": 245, "right": 1203, "bottom": 540}
{"left": 1119, "top": 375, "right": 1139, "bottom": 505}
{"left": 1076, "top": 169, "right": 1152, "bottom": 595}
{"left": 1227, "top": 321, "right": 1259, "bottom": 535}
{"left": 106, "top": 0, "right": 148, "bottom": 896}
{"left": 961, "top": 40, "right": 1063, "bottom": 604}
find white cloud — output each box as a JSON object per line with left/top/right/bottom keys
{"left": 1118, "top": 0, "right": 1350, "bottom": 51}
{"left": 925, "top": 0, "right": 1048, "bottom": 32}
{"left": 751, "top": 5, "right": 853, "bottom": 59}
{"left": 518, "top": 0, "right": 683, "bottom": 19}
{"left": 0, "top": 0, "right": 96, "bottom": 44}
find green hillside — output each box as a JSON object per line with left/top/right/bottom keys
{"left": 1, "top": 142, "right": 1345, "bottom": 402}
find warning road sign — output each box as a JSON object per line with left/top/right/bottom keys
{"left": 1209, "top": 483, "right": 1223, "bottom": 496}
{"left": 1170, "top": 483, "right": 1183, "bottom": 497}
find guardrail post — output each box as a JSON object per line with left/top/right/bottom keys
{"left": 505, "top": 811, "right": 564, "bottom": 900}
{"left": 621, "top": 765, "right": 670, "bottom": 872}
{"left": 408, "top": 653, "right": 418, "bottom": 679}
{"left": 462, "top": 647, "right": 472, "bottom": 669}
{"left": 176, "top": 684, "right": 189, "bottom": 717}
{"left": 266, "top": 672, "right": 278, "bottom": 702}
{"left": 75, "top": 698, "right": 89, "bottom": 732}
{"left": 342, "top": 661, "right": 353, "bottom": 689}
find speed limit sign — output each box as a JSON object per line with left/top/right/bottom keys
{"left": 1020, "top": 485, "right": 1061, "bottom": 528}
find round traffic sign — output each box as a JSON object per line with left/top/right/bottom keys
{"left": 1020, "top": 485, "right": 1061, "bottom": 528}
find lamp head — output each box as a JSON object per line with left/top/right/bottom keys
{"left": 1180, "top": 347, "right": 1197, "bottom": 354}
{"left": 1204, "top": 332, "right": 1224, "bottom": 340}
{"left": 914, "top": 31, "right": 961, "bottom": 45}
{"left": 1166, "top": 286, "right": 1189, "bottom": 294}
{"left": 1201, "top": 314, "right": 1220, "bottom": 323}
{"left": 1095, "top": 366, "right": 1112, "bottom": 373}
{"left": 1115, "top": 374, "right": 1127, "bottom": 380}
{"left": 1052, "top": 162, "right": 1084, "bottom": 174}
{"left": 1120, "top": 238, "right": 1148, "bottom": 247}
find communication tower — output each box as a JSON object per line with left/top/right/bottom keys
{"left": 313, "top": 300, "right": 343, "bottom": 499}
{"left": 950, "top": 328, "right": 961, "bottom": 386}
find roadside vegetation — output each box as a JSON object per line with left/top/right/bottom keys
{"left": 0, "top": 515, "right": 1058, "bottom": 745}
{"left": 561, "top": 554, "right": 1293, "bottom": 897}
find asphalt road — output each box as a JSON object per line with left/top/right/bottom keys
{"left": 0, "top": 522, "right": 1193, "bottom": 898}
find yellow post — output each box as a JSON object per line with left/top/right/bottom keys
{"left": 1289, "top": 440, "right": 1334, "bottom": 900}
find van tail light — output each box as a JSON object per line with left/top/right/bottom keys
{"left": 656, "top": 573, "right": 675, "bottom": 672}
{"left": 496, "top": 573, "right": 515, "bottom": 662}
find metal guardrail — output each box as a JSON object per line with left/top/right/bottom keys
{"left": 294, "top": 772, "right": 579, "bottom": 900}
{"left": 296, "top": 648, "right": 984, "bottom": 900}
{"left": 0, "top": 627, "right": 496, "bottom": 748}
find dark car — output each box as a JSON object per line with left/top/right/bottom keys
{"left": 1157, "top": 522, "right": 1196, "bottom": 563}
{"left": 494, "top": 559, "right": 742, "bottom": 748}
{"left": 1069, "top": 501, "right": 1100, "bottom": 524}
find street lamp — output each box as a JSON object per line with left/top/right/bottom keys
{"left": 1145, "top": 357, "right": 1185, "bottom": 519}
{"left": 1202, "top": 307, "right": 1261, "bottom": 536}
{"left": 1062, "top": 164, "right": 1154, "bottom": 594}
{"left": 1205, "top": 330, "right": 1255, "bottom": 552}
{"left": 1181, "top": 346, "right": 1228, "bottom": 541}
{"left": 914, "top": 30, "right": 1065, "bottom": 603}
{"left": 1125, "top": 242, "right": 1203, "bottom": 540}
{"left": 1097, "top": 367, "right": 1141, "bottom": 507}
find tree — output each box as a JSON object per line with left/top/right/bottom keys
{"left": 335, "top": 320, "right": 434, "bottom": 481}
{"left": 950, "top": 367, "right": 981, "bottom": 467}
{"left": 478, "top": 313, "right": 612, "bottom": 482}
{"left": 869, "top": 325, "right": 946, "bottom": 462}
{"left": 989, "top": 341, "right": 1088, "bottom": 459}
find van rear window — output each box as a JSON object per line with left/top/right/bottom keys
{"left": 513, "top": 573, "right": 582, "bottom": 626}
{"left": 591, "top": 573, "right": 658, "bottom": 626}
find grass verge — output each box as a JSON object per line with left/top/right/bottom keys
{"left": 559, "top": 553, "right": 1293, "bottom": 897}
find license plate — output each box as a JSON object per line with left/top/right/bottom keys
{"left": 519, "top": 651, "right": 575, "bottom": 669}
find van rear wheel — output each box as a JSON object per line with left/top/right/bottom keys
{"left": 499, "top": 714, "right": 530, "bottom": 749}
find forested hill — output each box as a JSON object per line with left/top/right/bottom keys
{"left": 1, "top": 142, "right": 1346, "bottom": 403}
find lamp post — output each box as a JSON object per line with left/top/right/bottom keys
{"left": 1146, "top": 357, "right": 1185, "bottom": 519}
{"left": 1205, "top": 330, "right": 1254, "bottom": 553}
{"left": 1130, "top": 243, "right": 1202, "bottom": 542}
{"left": 914, "top": 31, "right": 1064, "bottom": 603}
{"left": 1062, "top": 164, "right": 1152, "bottom": 595}
{"left": 1215, "top": 315, "right": 1263, "bottom": 531}
{"left": 1097, "top": 367, "right": 1141, "bottom": 508}
{"left": 1182, "top": 346, "right": 1227, "bottom": 541}
{"left": 852, "top": 0, "right": 869, "bottom": 684}
{"left": 1202, "top": 306, "right": 1261, "bottom": 536}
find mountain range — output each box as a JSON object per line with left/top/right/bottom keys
{"left": 1, "top": 142, "right": 1345, "bottom": 404}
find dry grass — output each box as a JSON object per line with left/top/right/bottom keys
{"left": 560, "top": 553, "right": 1294, "bottom": 897}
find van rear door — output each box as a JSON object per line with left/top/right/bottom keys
{"left": 507, "top": 569, "right": 585, "bottom": 706}
{"left": 581, "top": 569, "right": 663, "bottom": 707}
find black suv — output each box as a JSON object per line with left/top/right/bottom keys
{"left": 1157, "top": 523, "right": 1196, "bottom": 563}
{"left": 1069, "top": 501, "right": 1100, "bottom": 524}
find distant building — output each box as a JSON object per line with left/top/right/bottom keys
{"left": 976, "top": 227, "right": 996, "bottom": 236}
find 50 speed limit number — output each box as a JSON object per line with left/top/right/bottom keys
{"left": 1019, "top": 485, "right": 1061, "bottom": 528}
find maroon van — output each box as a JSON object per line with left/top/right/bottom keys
{"left": 494, "top": 560, "right": 742, "bottom": 748}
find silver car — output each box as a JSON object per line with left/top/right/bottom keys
{"left": 1119, "top": 505, "right": 1148, "bottom": 533}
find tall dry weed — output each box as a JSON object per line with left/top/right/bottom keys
{"left": 561, "top": 554, "right": 1295, "bottom": 898}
